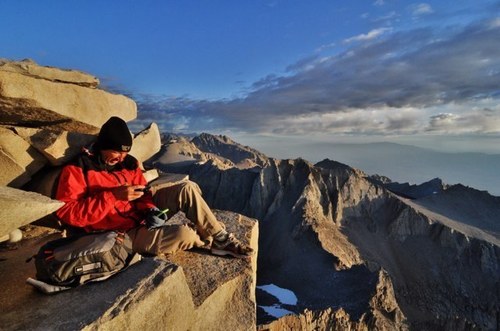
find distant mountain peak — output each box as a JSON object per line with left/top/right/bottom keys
{"left": 191, "top": 132, "right": 269, "bottom": 168}
{"left": 315, "top": 158, "right": 352, "bottom": 170}
{"left": 314, "top": 158, "right": 367, "bottom": 179}
{"left": 381, "top": 177, "right": 447, "bottom": 199}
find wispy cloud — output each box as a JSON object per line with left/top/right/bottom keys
{"left": 374, "top": 0, "right": 385, "bottom": 6}
{"left": 411, "top": 3, "right": 434, "bottom": 16}
{"left": 315, "top": 42, "right": 336, "bottom": 53}
{"left": 343, "top": 27, "right": 392, "bottom": 43}
{"left": 372, "top": 11, "right": 399, "bottom": 23}
{"left": 132, "top": 19, "right": 500, "bottom": 138}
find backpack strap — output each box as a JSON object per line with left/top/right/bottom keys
{"left": 26, "top": 277, "right": 72, "bottom": 294}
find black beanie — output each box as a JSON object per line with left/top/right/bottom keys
{"left": 96, "top": 116, "right": 133, "bottom": 152}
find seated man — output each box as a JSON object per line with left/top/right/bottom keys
{"left": 55, "top": 116, "right": 253, "bottom": 259}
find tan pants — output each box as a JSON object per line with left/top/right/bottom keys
{"left": 128, "top": 180, "right": 224, "bottom": 255}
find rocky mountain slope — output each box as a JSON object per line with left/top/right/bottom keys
{"left": 191, "top": 133, "right": 269, "bottom": 169}
{"left": 154, "top": 134, "right": 500, "bottom": 330}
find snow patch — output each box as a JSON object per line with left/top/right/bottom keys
{"left": 260, "top": 305, "right": 294, "bottom": 318}
{"left": 258, "top": 283, "right": 299, "bottom": 319}
{"left": 257, "top": 284, "right": 298, "bottom": 305}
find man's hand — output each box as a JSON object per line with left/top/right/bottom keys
{"left": 145, "top": 207, "right": 168, "bottom": 230}
{"left": 111, "top": 185, "right": 146, "bottom": 201}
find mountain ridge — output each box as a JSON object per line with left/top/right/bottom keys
{"left": 293, "top": 141, "right": 500, "bottom": 197}
{"left": 152, "top": 132, "right": 499, "bottom": 330}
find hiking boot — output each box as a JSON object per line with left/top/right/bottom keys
{"left": 211, "top": 233, "right": 254, "bottom": 259}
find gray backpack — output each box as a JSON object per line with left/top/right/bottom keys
{"left": 27, "top": 231, "right": 140, "bottom": 294}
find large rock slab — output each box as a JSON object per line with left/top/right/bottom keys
{"left": 0, "top": 127, "right": 46, "bottom": 187}
{"left": 0, "top": 186, "right": 64, "bottom": 238}
{"left": 129, "top": 122, "right": 161, "bottom": 164}
{"left": 0, "top": 59, "right": 99, "bottom": 87}
{"left": 0, "top": 210, "right": 258, "bottom": 331}
{"left": 0, "top": 70, "right": 136, "bottom": 133}
{"left": 14, "top": 127, "right": 95, "bottom": 166}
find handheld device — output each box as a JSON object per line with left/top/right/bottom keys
{"left": 135, "top": 185, "right": 151, "bottom": 193}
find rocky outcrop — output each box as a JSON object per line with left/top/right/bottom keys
{"left": 13, "top": 127, "right": 95, "bottom": 166}
{"left": 258, "top": 307, "right": 369, "bottom": 331}
{"left": 192, "top": 133, "right": 269, "bottom": 169}
{"left": 0, "top": 61, "right": 165, "bottom": 237}
{"left": 0, "top": 60, "right": 136, "bottom": 133}
{"left": 152, "top": 133, "right": 269, "bottom": 173}
{"left": 0, "top": 186, "right": 63, "bottom": 238}
{"left": 0, "top": 62, "right": 260, "bottom": 331}
{"left": 153, "top": 136, "right": 236, "bottom": 172}
{"left": 0, "top": 59, "right": 137, "bottom": 185}
{"left": 0, "top": 211, "right": 258, "bottom": 331}
{"left": 0, "top": 59, "right": 162, "bottom": 192}
{"left": 0, "top": 127, "right": 47, "bottom": 187}
{"left": 129, "top": 122, "right": 162, "bottom": 167}
{"left": 0, "top": 59, "right": 99, "bottom": 87}
{"left": 157, "top": 133, "right": 499, "bottom": 330}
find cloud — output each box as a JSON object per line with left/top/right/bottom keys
{"left": 427, "top": 113, "right": 457, "bottom": 131}
{"left": 315, "top": 42, "right": 337, "bottom": 53}
{"left": 489, "top": 17, "right": 500, "bottom": 28}
{"left": 426, "top": 107, "right": 500, "bottom": 133}
{"left": 343, "top": 28, "right": 391, "bottom": 43}
{"left": 372, "top": 11, "right": 399, "bottom": 23}
{"left": 134, "top": 19, "right": 500, "bottom": 138}
{"left": 374, "top": 0, "right": 385, "bottom": 6}
{"left": 411, "top": 3, "right": 433, "bottom": 16}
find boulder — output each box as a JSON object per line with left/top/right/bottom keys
{"left": 0, "top": 70, "right": 136, "bottom": 134}
{"left": 0, "top": 186, "right": 64, "bottom": 238}
{"left": 14, "top": 127, "right": 95, "bottom": 166}
{"left": 129, "top": 123, "right": 161, "bottom": 164}
{"left": 0, "top": 210, "right": 258, "bottom": 331}
{"left": 0, "top": 127, "right": 46, "bottom": 187}
{"left": 0, "top": 150, "right": 31, "bottom": 188}
{"left": 0, "top": 59, "right": 99, "bottom": 88}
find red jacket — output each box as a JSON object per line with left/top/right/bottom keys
{"left": 56, "top": 150, "right": 156, "bottom": 232}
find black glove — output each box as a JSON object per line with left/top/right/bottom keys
{"left": 145, "top": 207, "right": 168, "bottom": 230}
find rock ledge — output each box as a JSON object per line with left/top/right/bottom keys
{"left": 0, "top": 210, "right": 258, "bottom": 331}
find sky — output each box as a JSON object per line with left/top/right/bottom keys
{"left": 1, "top": 0, "right": 500, "bottom": 159}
